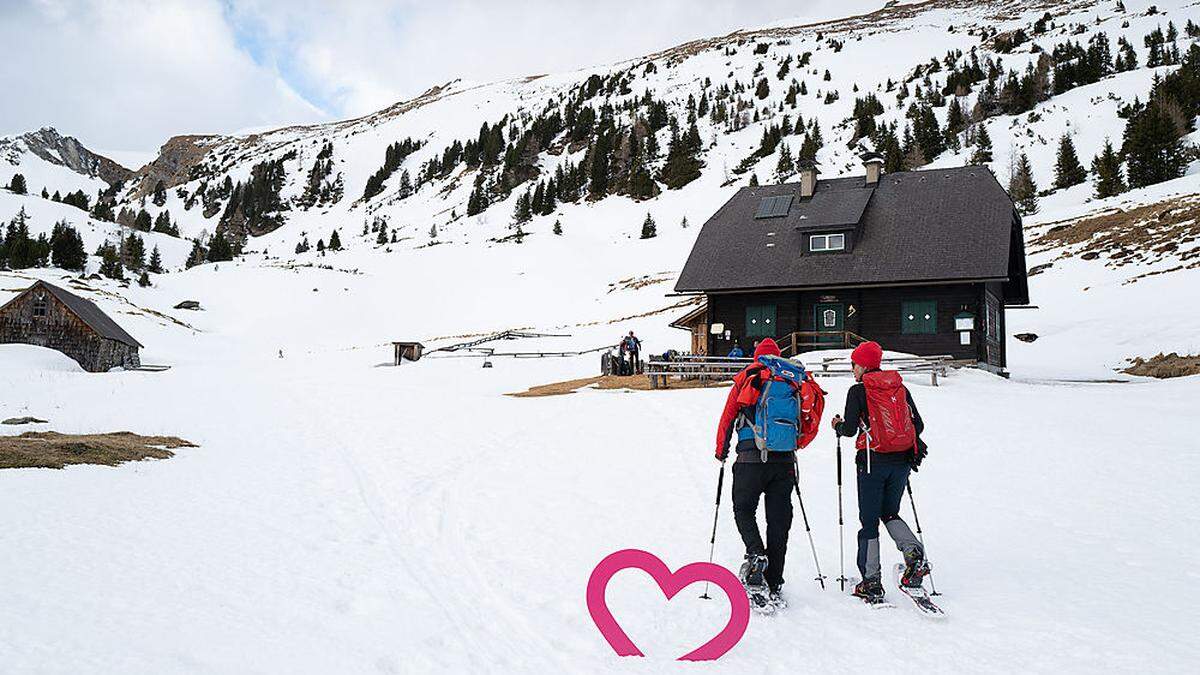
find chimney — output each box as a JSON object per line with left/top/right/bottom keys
{"left": 862, "top": 151, "right": 885, "bottom": 186}
{"left": 798, "top": 159, "right": 820, "bottom": 198}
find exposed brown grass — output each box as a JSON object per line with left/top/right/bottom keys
{"left": 508, "top": 373, "right": 731, "bottom": 397}
{"left": 1124, "top": 353, "right": 1200, "bottom": 379}
{"left": 0, "top": 431, "right": 196, "bottom": 470}
{"left": 1031, "top": 195, "right": 1200, "bottom": 282}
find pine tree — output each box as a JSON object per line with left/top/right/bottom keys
{"left": 755, "top": 78, "right": 770, "bottom": 99}
{"left": 149, "top": 246, "right": 163, "bottom": 273}
{"left": 98, "top": 243, "right": 125, "bottom": 280}
{"left": 152, "top": 180, "right": 167, "bottom": 206}
{"left": 429, "top": 225, "right": 438, "bottom": 240}
{"left": 1089, "top": 139, "right": 1126, "bottom": 199}
{"left": 41, "top": 187, "right": 48, "bottom": 199}
{"left": 553, "top": 219, "right": 563, "bottom": 235}
{"left": 207, "top": 233, "right": 234, "bottom": 262}
{"left": 7, "top": 174, "right": 27, "bottom": 195}
{"left": 774, "top": 142, "right": 795, "bottom": 182}
{"left": 49, "top": 220, "right": 87, "bottom": 272}
{"left": 186, "top": 240, "right": 206, "bottom": 268}
{"left": 512, "top": 189, "right": 533, "bottom": 224}
{"left": 970, "top": 124, "right": 994, "bottom": 164}
{"left": 640, "top": 213, "right": 657, "bottom": 239}
{"left": 1122, "top": 97, "right": 1188, "bottom": 188}
{"left": 376, "top": 224, "right": 389, "bottom": 245}
{"left": 138, "top": 271, "right": 151, "bottom": 287}
{"left": 135, "top": 209, "right": 152, "bottom": 232}
{"left": 1008, "top": 152, "right": 1039, "bottom": 215}
{"left": 152, "top": 210, "right": 178, "bottom": 236}
{"left": 329, "top": 229, "right": 343, "bottom": 251}
{"left": 749, "top": 173, "right": 760, "bottom": 187}
{"left": 681, "top": 215, "right": 689, "bottom": 229}
{"left": 123, "top": 233, "right": 146, "bottom": 270}
{"left": 1053, "top": 134, "right": 1087, "bottom": 189}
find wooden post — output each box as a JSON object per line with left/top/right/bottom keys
{"left": 931, "top": 370, "right": 938, "bottom": 387}
{"left": 791, "top": 333, "right": 798, "bottom": 356}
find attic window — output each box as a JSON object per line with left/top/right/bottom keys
{"left": 809, "top": 233, "right": 845, "bottom": 252}
{"left": 755, "top": 195, "right": 793, "bottom": 219}
{"left": 32, "top": 293, "right": 48, "bottom": 318}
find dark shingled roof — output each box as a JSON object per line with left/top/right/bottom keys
{"left": 27, "top": 281, "right": 142, "bottom": 348}
{"left": 676, "top": 165, "right": 1021, "bottom": 294}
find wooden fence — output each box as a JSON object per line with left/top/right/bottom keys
{"left": 646, "top": 353, "right": 954, "bottom": 388}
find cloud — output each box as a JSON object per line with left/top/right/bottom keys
{"left": 0, "top": 0, "right": 326, "bottom": 154}
{"left": 2, "top": 0, "right": 888, "bottom": 155}
{"left": 225, "top": 0, "right": 887, "bottom": 117}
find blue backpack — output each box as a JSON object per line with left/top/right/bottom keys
{"left": 740, "top": 355, "right": 807, "bottom": 462}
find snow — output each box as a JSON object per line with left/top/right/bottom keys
{"left": 0, "top": 343, "right": 85, "bottom": 373}
{"left": 2, "top": 0, "right": 1200, "bottom": 671}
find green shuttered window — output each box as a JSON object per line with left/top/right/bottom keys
{"left": 901, "top": 300, "right": 936, "bottom": 335}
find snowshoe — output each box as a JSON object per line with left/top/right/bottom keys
{"left": 767, "top": 587, "right": 787, "bottom": 611}
{"left": 893, "top": 563, "right": 946, "bottom": 618}
{"left": 739, "top": 554, "right": 774, "bottom": 615}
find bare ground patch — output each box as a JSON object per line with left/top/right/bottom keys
{"left": 1030, "top": 195, "right": 1200, "bottom": 282}
{"left": 508, "top": 374, "right": 730, "bottom": 397}
{"left": 0, "top": 431, "right": 197, "bottom": 470}
{"left": 1123, "top": 353, "right": 1200, "bottom": 379}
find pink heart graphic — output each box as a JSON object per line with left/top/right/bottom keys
{"left": 586, "top": 548, "right": 750, "bottom": 661}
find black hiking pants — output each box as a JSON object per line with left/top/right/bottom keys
{"left": 856, "top": 457, "right": 923, "bottom": 580}
{"left": 731, "top": 461, "right": 794, "bottom": 589}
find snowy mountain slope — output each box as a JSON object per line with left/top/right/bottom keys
{"left": 89, "top": 0, "right": 1190, "bottom": 248}
{"left": 0, "top": 126, "right": 130, "bottom": 196}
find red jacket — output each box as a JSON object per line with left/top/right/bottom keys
{"left": 714, "top": 338, "right": 780, "bottom": 459}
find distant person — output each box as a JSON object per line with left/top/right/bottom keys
{"left": 622, "top": 331, "right": 642, "bottom": 374}
{"left": 830, "top": 341, "right": 930, "bottom": 605}
{"left": 727, "top": 344, "right": 745, "bottom": 358}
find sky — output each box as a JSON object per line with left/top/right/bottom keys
{"left": 1, "top": 0, "right": 892, "bottom": 162}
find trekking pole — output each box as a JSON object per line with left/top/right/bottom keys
{"left": 906, "top": 480, "right": 941, "bottom": 596}
{"left": 835, "top": 436, "right": 849, "bottom": 592}
{"left": 793, "top": 457, "right": 826, "bottom": 590}
{"left": 700, "top": 461, "right": 726, "bottom": 599}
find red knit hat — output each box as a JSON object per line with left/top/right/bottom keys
{"left": 851, "top": 341, "right": 883, "bottom": 370}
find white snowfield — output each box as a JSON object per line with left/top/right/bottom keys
{"left": 2, "top": 0, "right": 1200, "bottom": 671}
{"left": 1, "top": 170, "right": 1199, "bottom": 672}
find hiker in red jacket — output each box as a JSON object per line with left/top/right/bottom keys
{"left": 714, "top": 337, "right": 817, "bottom": 608}
{"left": 830, "top": 341, "right": 930, "bottom": 603}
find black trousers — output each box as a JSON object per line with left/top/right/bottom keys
{"left": 731, "top": 461, "right": 794, "bottom": 589}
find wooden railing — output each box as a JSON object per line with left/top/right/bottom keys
{"left": 646, "top": 352, "right": 955, "bottom": 388}
{"left": 808, "top": 354, "right": 954, "bottom": 386}
{"left": 777, "top": 330, "right": 869, "bottom": 357}
{"left": 645, "top": 355, "right": 752, "bottom": 389}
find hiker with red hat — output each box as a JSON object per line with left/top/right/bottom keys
{"left": 714, "top": 337, "right": 825, "bottom": 612}
{"left": 831, "top": 340, "right": 930, "bottom": 605}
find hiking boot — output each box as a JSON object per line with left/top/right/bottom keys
{"left": 739, "top": 553, "right": 768, "bottom": 588}
{"left": 853, "top": 577, "right": 885, "bottom": 601}
{"left": 900, "top": 551, "right": 931, "bottom": 589}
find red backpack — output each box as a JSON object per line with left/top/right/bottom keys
{"left": 856, "top": 370, "right": 916, "bottom": 453}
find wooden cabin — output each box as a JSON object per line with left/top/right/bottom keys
{"left": 0, "top": 280, "right": 142, "bottom": 372}
{"left": 673, "top": 156, "right": 1029, "bottom": 370}
{"left": 392, "top": 341, "right": 425, "bottom": 364}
